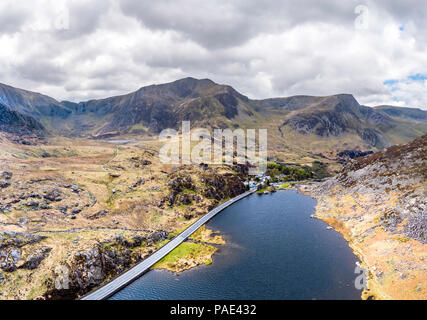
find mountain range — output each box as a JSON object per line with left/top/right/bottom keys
{"left": 1, "top": 77, "right": 426, "bottom": 152}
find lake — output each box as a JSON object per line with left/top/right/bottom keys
{"left": 110, "top": 190, "right": 361, "bottom": 300}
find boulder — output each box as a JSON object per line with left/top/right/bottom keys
{"left": 20, "top": 247, "right": 52, "bottom": 270}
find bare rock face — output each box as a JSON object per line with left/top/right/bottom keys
{"left": 280, "top": 95, "right": 395, "bottom": 148}
{"left": 0, "top": 232, "right": 48, "bottom": 273}
{"left": 164, "top": 166, "right": 246, "bottom": 208}
{"left": 313, "top": 134, "right": 427, "bottom": 243}
{"left": 43, "top": 231, "right": 167, "bottom": 299}
{"left": 0, "top": 103, "right": 46, "bottom": 140}
{"left": 202, "top": 172, "right": 246, "bottom": 200}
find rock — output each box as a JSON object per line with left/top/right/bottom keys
{"left": 1, "top": 262, "right": 17, "bottom": 272}
{"left": 0, "top": 171, "right": 12, "bottom": 180}
{"left": 131, "top": 235, "right": 146, "bottom": 246}
{"left": 59, "top": 206, "right": 68, "bottom": 214}
{"left": 148, "top": 231, "right": 168, "bottom": 242}
{"left": 10, "top": 249, "right": 21, "bottom": 263}
{"left": 73, "top": 248, "right": 105, "bottom": 288}
{"left": 178, "top": 194, "right": 192, "bottom": 205}
{"left": 86, "top": 210, "right": 108, "bottom": 220}
{"left": 44, "top": 189, "right": 62, "bottom": 202}
{"left": 0, "top": 181, "right": 10, "bottom": 189}
{"left": 132, "top": 178, "right": 145, "bottom": 188}
{"left": 20, "top": 247, "right": 52, "bottom": 270}
{"left": 184, "top": 213, "right": 193, "bottom": 220}
{"left": 39, "top": 203, "right": 50, "bottom": 210}
{"left": 26, "top": 201, "right": 39, "bottom": 208}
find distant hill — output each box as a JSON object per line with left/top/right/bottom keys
{"left": 276, "top": 95, "right": 394, "bottom": 148}
{"left": 374, "top": 105, "right": 427, "bottom": 123}
{"left": 1, "top": 78, "right": 426, "bottom": 152}
{"left": 0, "top": 83, "right": 71, "bottom": 119}
{"left": 59, "top": 77, "right": 256, "bottom": 137}
{"left": 0, "top": 102, "right": 46, "bottom": 142}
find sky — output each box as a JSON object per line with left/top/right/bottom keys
{"left": 0, "top": 0, "right": 426, "bottom": 109}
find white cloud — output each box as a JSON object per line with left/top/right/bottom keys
{"left": 0, "top": 0, "right": 425, "bottom": 109}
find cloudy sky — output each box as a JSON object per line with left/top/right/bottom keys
{"left": 0, "top": 0, "right": 426, "bottom": 109}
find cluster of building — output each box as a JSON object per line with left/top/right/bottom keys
{"left": 244, "top": 173, "right": 272, "bottom": 190}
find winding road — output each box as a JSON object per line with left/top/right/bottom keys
{"left": 80, "top": 190, "right": 254, "bottom": 300}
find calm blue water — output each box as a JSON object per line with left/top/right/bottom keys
{"left": 111, "top": 190, "right": 361, "bottom": 300}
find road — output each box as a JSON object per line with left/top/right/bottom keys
{"left": 80, "top": 190, "right": 254, "bottom": 300}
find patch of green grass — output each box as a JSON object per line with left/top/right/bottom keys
{"left": 153, "top": 242, "right": 215, "bottom": 270}
{"left": 397, "top": 237, "right": 410, "bottom": 243}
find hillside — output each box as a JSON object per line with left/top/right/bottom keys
{"left": 302, "top": 135, "right": 427, "bottom": 299}
{"left": 276, "top": 94, "right": 393, "bottom": 148}
{"left": 0, "top": 103, "right": 46, "bottom": 144}
{"left": 1, "top": 78, "right": 426, "bottom": 155}
{"left": 0, "top": 83, "right": 71, "bottom": 120}
{"left": 374, "top": 105, "right": 427, "bottom": 123}
{"left": 0, "top": 136, "right": 248, "bottom": 299}
{"left": 59, "top": 77, "right": 256, "bottom": 137}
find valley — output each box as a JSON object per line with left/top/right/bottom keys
{"left": 0, "top": 77, "right": 426, "bottom": 300}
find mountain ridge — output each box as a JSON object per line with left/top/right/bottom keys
{"left": 0, "top": 78, "right": 426, "bottom": 150}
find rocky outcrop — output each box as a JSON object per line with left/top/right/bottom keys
{"left": 201, "top": 172, "right": 246, "bottom": 200}
{"left": 1, "top": 79, "right": 425, "bottom": 148}
{"left": 337, "top": 149, "right": 374, "bottom": 159}
{"left": 305, "top": 135, "right": 427, "bottom": 299}
{"left": 0, "top": 231, "right": 47, "bottom": 250}
{"left": 86, "top": 210, "right": 108, "bottom": 220}
{"left": 0, "top": 103, "right": 46, "bottom": 139}
{"left": 163, "top": 166, "right": 246, "bottom": 208}
{"left": 0, "top": 232, "right": 48, "bottom": 273}
{"left": 315, "top": 135, "right": 426, "bottom": 242}
{"left": 43, "top": 231, "right": 168, "bottom": 299}
{"left": 281, "top": 95, "right": 396, "bottom": 148}
{"left": 20, "top": 247, "right": 52, "bottom": 270}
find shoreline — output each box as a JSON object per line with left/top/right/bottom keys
{"left": 152, "top": 226, "right": 226, "bottom": 273}
{"left": 81, "top": 190, "right": 254, "bottom": 300}
{"left": 297, "top": 183, "right": 426, "bottom": 300}
{"left": 295, "top": 184, "right": 382, "bottom": 300}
